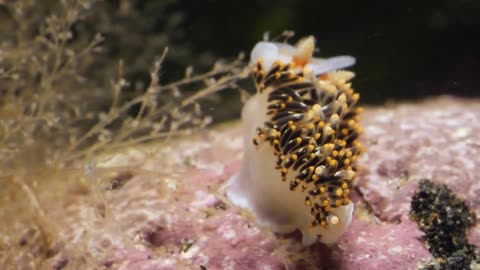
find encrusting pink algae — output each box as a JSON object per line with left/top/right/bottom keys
{"left": 2, "top": 96, "right": 480, "bottom": 269}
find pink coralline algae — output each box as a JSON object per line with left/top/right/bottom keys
{"left": 2, "top": 96, "right": 480, "bottom": 270}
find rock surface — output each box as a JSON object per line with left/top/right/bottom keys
{"left": 1, "top": 96, "right": 479, "bottom": 270}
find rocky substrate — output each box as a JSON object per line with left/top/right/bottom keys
{"left": 2, "top": 96, "right": 479, "bottom": 270}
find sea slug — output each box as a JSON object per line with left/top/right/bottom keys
{"left": 226, "top": 36, "right": 364, "bottom": 245}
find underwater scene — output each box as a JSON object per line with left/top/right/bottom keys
{"left": 1, "top": 0, "right": 479, "bottom": 269}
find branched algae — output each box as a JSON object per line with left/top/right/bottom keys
{"left": 0, "top": 1, "right": 248, "bottom": 268}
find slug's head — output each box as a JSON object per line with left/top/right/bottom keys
{"left": 250, "top": 36, "right": 355, "bottom": 76}
{"left": 227, "top": 36, "right": 363, "bottom": 246}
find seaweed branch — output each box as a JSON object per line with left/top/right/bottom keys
{"left": 8, "top": 174, "right": 61, "bottom": 257}
{"left": 0, "top": 0, "right": 248, "bottom": 170}
{"left": 0, "top": 0, "right": 249, "bottom": 268}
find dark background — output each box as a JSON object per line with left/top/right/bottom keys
{"left": 3, "top": 0, "right": 478, "bottom": 121}
{"left": 168, "top": 0, "right": 480, "bottom": 105}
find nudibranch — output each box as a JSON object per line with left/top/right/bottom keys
{"left": 226, "top": 36, "right": 364, "bottom": 246}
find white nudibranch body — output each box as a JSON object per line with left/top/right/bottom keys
{"left": 226, "top": 36, "right": 364, "bottom": 246}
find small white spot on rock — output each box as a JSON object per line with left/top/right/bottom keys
{"left": 160, "top": 258, "right": 174, "bottom": 267}
{"left": 356, "top": 236, "right": 366, "bottom": 244}
{"left": 191, "top": 191, "right": 217, "bottom": 208}
{"left": 452, "top": 127, "right": 471, "bottom": 139}
{"left": 181, "top": 245, "right": 199, "bottom": 259}
{"left": 164, "top": 178, "right": 177, "bottom": 190}
{"left": 388, "top": 246, "right": 403, "bottom": 255}
{"left": 364, "top": 126, "right": 385, "bottom": 136}
{"left": 374, "top": 113, "right": 392, "bottom": 123}
{"left": 217, "top": 225, "right": 236, "bottom": 240}
{"left": 356, "top": 253, "right": 371, "bottom": 260}
{"left": 431, "top": 109, "right": 451, "bottom": 118}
